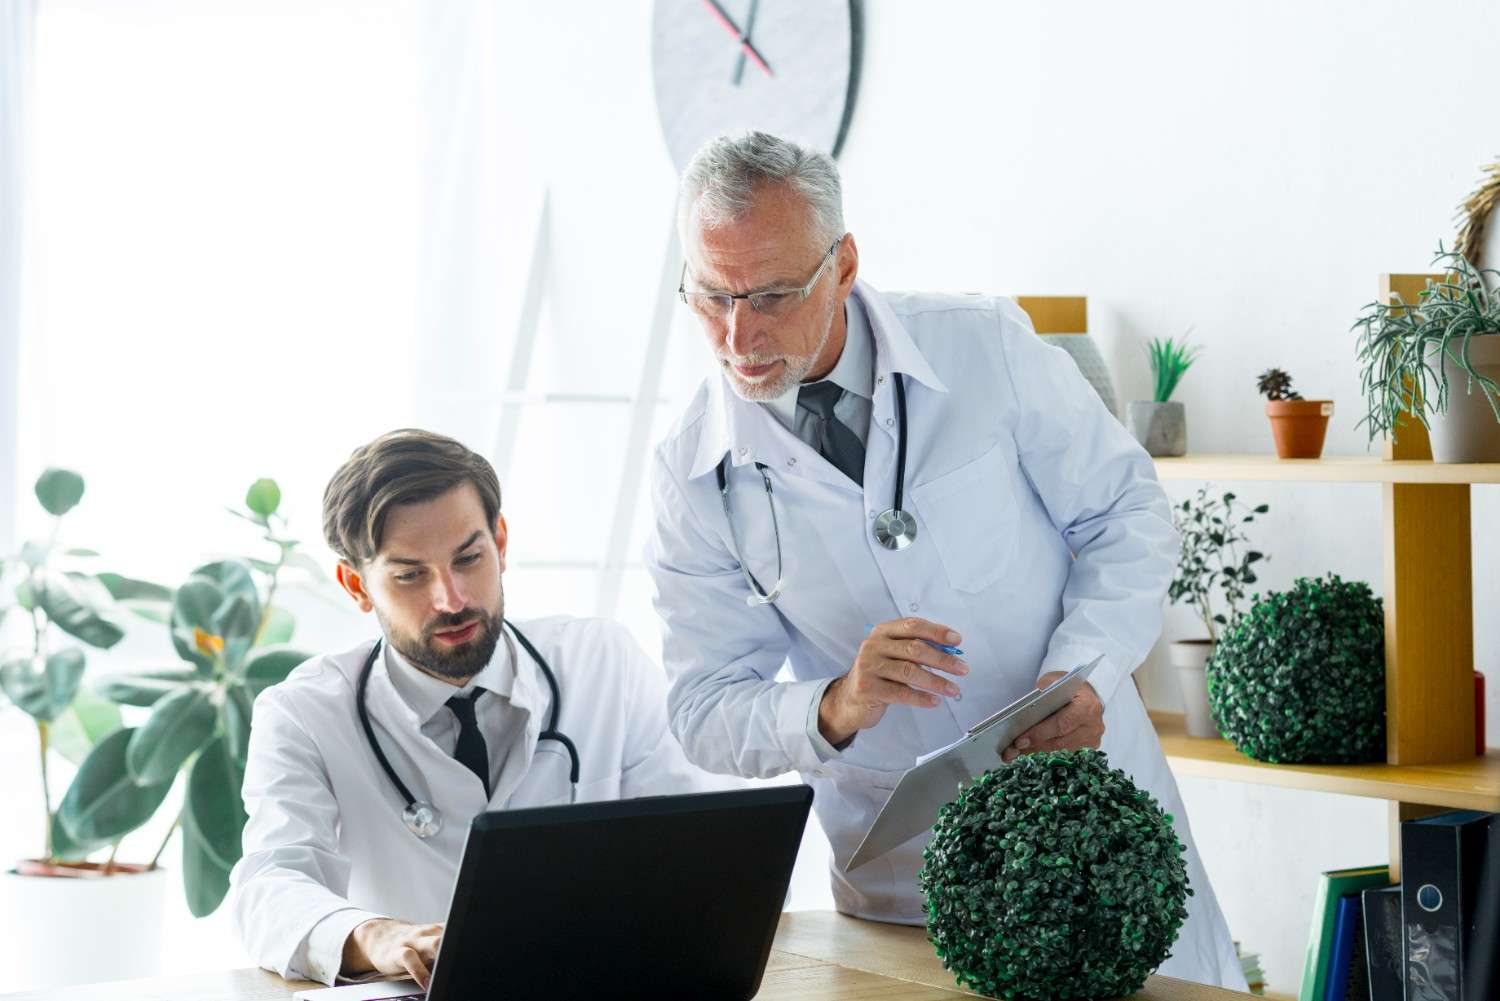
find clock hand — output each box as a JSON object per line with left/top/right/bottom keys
{"left": 698, "top": 0, "right": 773, "bottom": 78}
{"left": 731, "top": 0, "right": 761, "bottom": 86}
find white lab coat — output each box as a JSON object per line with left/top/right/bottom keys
{"left": 229, "top": 615, "right": 710, "bottom": 983}
{"left": 646, "top": 282, "right": 1247, "bottom": 990}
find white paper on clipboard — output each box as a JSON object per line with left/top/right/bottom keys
{"left": 843, "top": 655, "right": 1102, "bottom": 872}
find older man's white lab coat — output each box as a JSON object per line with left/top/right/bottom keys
{"left": 646, "top": 282, "right": 1247, "bottom": 990}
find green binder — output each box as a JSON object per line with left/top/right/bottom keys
{"left": 1298, "top": 865, "right": 1390, "bottom": 1001}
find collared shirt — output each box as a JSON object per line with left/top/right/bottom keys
{"left": 383, "top": 628, "right": 523, "bottom": 795}
{"left": 764, "top": 296, "right": 876, "bottom": 449}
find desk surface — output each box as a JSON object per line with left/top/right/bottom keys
{"left": 7, "top": 910, "right": 1256, "bottom": 1001}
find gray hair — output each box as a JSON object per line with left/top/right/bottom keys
{"left": 677, "top": 131, "right": 845, "bottom": 249}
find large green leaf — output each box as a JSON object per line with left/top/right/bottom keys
{"left": 217, "top": 595, "right": 261, "bottom": 671}
{"left": 181, "top": 814, "right": 232, "bottom": 917}
{"left": 50, "top": 809, "right": 104, "bottom": 861}
{"left": 240, "top": 645, "right": 311, "bottom": 695}
{"left": 169, "top": 579, "right": 225, "bottom": 675}
{"left": 186, "top": 734, "right": 248, "bottom": 871}
{"left": 223, "top": 682, "right": 255, "bottom": 764}
{"left": 33, "top": 570, "right": 125, "bottom": 649}
{"left": 244, "top": 479, "right": 281, "bottom": 518}
{"left": 49, "top": 686, "right": 124, "bottom": 766}
{"left": 57, "top": 727, "right": 175, "bottom": 844}
{"left": 190, "top": 560, "right": 259, "bottom": 612}
{"left": 126, "top": 687, "right": 217, "bottom": 785}
{"left": 0, "top": 649, "right": 86, "bottom": 722}
{"left": 35, "top": 468, "right": 85, "bottom": 516}
{"left": 94, "top": 667, "right": 202, "bottom": 707}
{"left": 94, "top": 573, "right": 173, "bottom": 604}
{"left": 256, "top": 605, "right": 295, "bottom": 646}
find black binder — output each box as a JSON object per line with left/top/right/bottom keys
{"left": 1363, "top": 884, "right": 1403, "bottom": 1001}
{"left": 1400, "top": 810, "right": 1499, "bottom": 1001}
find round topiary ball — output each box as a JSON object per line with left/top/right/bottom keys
{"left": 1207, "top": 573, "right": 1385, "bottom": 764}
{"left": 918, "top": 749, "right": 1191, "bottom": 1001}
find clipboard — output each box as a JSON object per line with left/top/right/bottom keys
{"left": 843, "top": 655, "right": 1102, "bottom": 872}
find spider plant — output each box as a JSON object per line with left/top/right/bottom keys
{"left": 1352, "top": 245, "right": 1500, "bottom": 442}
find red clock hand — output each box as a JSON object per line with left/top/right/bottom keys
{"left": 698, "top": 0, "right": 773, "bottom": 77}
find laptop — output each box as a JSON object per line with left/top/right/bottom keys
{"left": 294, "top": 786, "right": 813, "bottom": 1001}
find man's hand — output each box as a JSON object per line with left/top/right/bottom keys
{"left": 342, "top": 918, "right": 444, "bottom": 988}
{"left": 818, "top": 617, "right": 968, "bottom": 746}
{"left": 1000, "top": 670, "right": 1105, "bottom": 763}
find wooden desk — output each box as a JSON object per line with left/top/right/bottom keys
{"left": 5, "top": 911, "right": 1257, "bottom": 1000}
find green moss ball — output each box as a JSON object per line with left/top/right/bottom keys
{"left": 918, "top": 749, "right": 1191, "bottom": 1001}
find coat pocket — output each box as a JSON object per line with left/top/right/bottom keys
{"left": 909, "top": 440, "right": 1019, "bottom": 593}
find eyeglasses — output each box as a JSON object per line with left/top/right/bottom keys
{"left": 679, "top": 237, "right": 842, "bottom": 320}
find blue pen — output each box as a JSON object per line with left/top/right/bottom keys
{"left": 864, "top": 624, "right": 963, "bottom": 656}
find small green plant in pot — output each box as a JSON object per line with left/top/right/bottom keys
{"left": 1258, "top": 368, "right": 1333, "bottom": 459}
{"left": 1207, "top": 574, "right": 1385, "bottom": 764}
{"left": 919, "top": 750, "right": 1191, "bottom": 1001}
{"left": 1127, "top": 334, "right": 1199, "bottom": 457}
{"left": 1353, "top": 245, "right": 1500, "bottom": 461}
{"left": 55, "top": 479, "right": 314, "bottom": 915}
{"left": 1166, "top": 487, "right": 1267, "bottom": 737}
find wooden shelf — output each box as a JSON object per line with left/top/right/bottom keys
{"left": 1151, "top": 711, "right": 1500, "bottom": 812}
{"left": 1152, "top": 454, "right": 1500, "bottom": 484}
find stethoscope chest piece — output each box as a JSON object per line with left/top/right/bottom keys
{"left": 873, "top": 508, "right": 918, "bottom": 550}
{"left": 402, "top": 800, "right": 443, "bottom": 839}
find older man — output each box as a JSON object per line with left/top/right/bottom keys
{"left": 645, "top": 131, "right": 1247, "bottom": 990}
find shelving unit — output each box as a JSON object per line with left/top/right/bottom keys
{"left": 1141, "top": 273, "right": 1494, "bottom": 881}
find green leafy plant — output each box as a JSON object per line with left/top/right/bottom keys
{"left": 55, "top": 479, "right": 314, "bottom": 915}
{"left": 0, "top": 469, "right": 174, "bottom": 867}
{"left": 1147, "top": 334, "right": 1200, "bottom": 402}
{"left": 919, "top": 750, "right": 1191, "bottom": 1001}
{"left": 1167, "top": 487, "right": 1267, "bottom": 643}
{"left": 1207, "top": 574, "right": 1385, "bottom": 764}
{"left": 1352, "top": 245, "right": 1500, "bottom": 442}
{"left": 1256, "top": 368, "right": 1303, "bottom": 401}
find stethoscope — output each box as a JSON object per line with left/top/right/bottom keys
{"left": 356, "top": 619, "right": 580, "bottom": 839}
{"left": 716, "top": 375, "right": 916, "bottom": 607}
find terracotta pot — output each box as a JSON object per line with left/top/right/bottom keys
{"left": 1265, "top": 399, "right": 1333, "bottom": 458}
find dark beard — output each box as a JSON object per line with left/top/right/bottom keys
{"left": 381, "top": 603, "right": 505, "bottom": 681}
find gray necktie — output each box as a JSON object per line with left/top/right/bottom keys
{"left": 797, "top": 381, "right": 866, "bottom": 484}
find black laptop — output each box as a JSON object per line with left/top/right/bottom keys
{"left": 298, "top": 786, "right": 813, "bottom": 1001}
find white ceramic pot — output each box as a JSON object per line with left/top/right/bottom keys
{"left": 0, "top": 865, "right": 167, "bottom": 992}
{"left": 1168, "top": 640, "right": 1219, "bottom": 738}
{"left": 1428, "top": 335, "right": 1500, "bottom": 462}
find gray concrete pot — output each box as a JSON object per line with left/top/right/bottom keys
{"left": 1127, "top": 400, "right": 1187, "bottom": 457}
{"left": 1428, "top": 335, "right": 1500, "bottom": 462}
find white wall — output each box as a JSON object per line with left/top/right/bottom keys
{"left": 461, "top": 2, "right": 1500, "bottom": 995}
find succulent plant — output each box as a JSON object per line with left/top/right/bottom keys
{"left": 1256, "top": 368, "right": 1303, "bottom": 401}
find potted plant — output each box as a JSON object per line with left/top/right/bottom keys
{"left": 1166, "top": 487, "right": 1266, "bottom": 737}
{"left": 1207, "top": 574, "right": 1385, "bottom": 764}
{"left": 1353, "top": 245, "right": 1500, "bottom": 461}
{"left": 1127, "top": 334, "right": 1198, "bottom": 457}
{"left": 1257, "top": 368, "right": 1333, "bottom": 459}
{"left": 919, "top": 750, "right": 1190, "bottom": 1000}
{"left": 55, "top": 478, "right": 315, "bottom": 919}
{"left": 1, "top": 469, "right": 176, "bottom": 991}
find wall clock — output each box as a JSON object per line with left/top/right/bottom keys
{"left": 652, "top": 0, "right": 863, "bottom": 171}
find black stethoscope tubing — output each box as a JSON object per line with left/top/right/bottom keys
{"left": 356, "top": 619, "right": 580, "bottom": 823}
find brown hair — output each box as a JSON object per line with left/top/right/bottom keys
{"left": 322, "top": 429, "right": 501, "bottom": 566}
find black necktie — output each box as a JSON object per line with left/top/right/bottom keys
{"left": 797, "top": 381, "right": 866, "bottom": 484}
{"left": 446, "top": 690, "right": 491, "bottom": 798}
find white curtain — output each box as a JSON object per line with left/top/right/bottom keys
{"left": 0, "top": 0, "right": 34, "bottom": 552}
